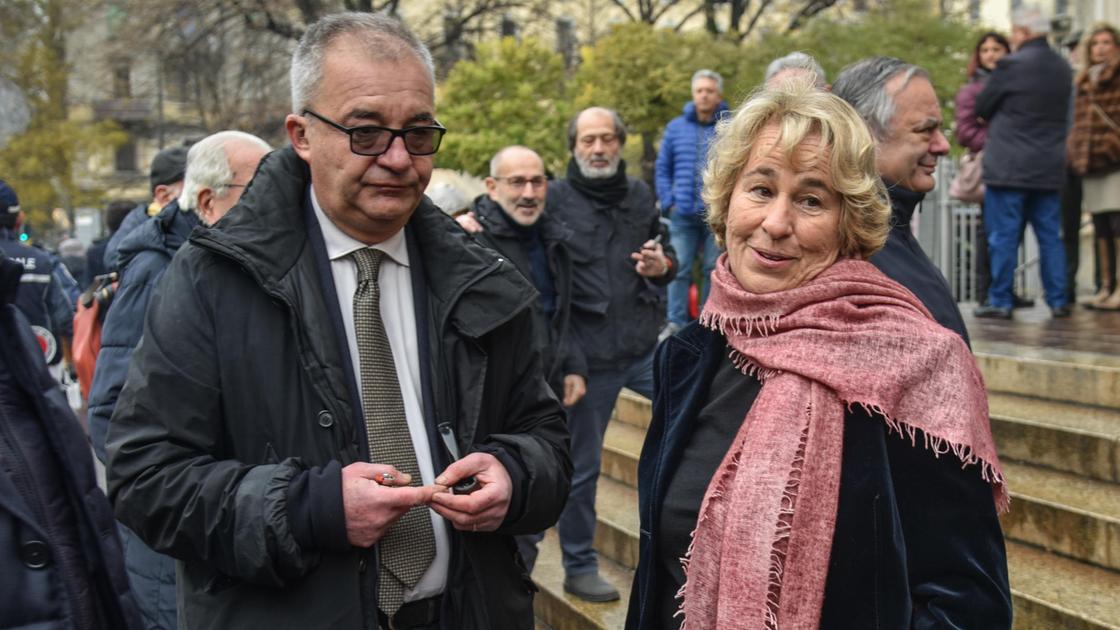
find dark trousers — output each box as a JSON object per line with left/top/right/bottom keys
{"left": 1092, "top": 211, "right": 1120, "bottom": 293}
{"left": 976, "top": 204, "right": 992, "bottom": 304}
{"left": 517, "top": 349, "right": 655, "bottom": 576}
{"left": 1061, "top": 173, "right": 1083, "bottom": 301}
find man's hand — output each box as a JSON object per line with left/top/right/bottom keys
{"left": 630, "top": 239, "right": 669, "bottom": 277}
{"left": 430, "top": 452, "right": 512, "bottom": 533}
{"left": 562, "top": 374, "right": 586, "bottom": 407}
{"left": 341, "top": 462, "right": 439, "bottom": 548}
{"left": 455, "top": 211, "right": 484, "bottom": 234}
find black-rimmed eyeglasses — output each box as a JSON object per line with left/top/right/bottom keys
{"left": 302, "top": 109, "right": 446, "bottom": 157}
{"left": 493, "top": 176, "right": 547, "bottom": 189}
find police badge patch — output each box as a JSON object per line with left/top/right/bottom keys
{"left": 30, "top": 324, "right": 59, "bottom": 364}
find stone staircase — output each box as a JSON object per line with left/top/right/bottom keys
{"left": 532, "top": 339, "right": 1120, "bottom": 630}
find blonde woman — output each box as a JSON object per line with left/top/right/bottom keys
{"left": 626, "top": 82, "right": 1011, "bottom": 630}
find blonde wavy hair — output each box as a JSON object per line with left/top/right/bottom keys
{"left": 1076, "top": 22, "right": 1120, "bottom": 85}
{"left": 703, "top": 80, "right": 890, "bottom": 259}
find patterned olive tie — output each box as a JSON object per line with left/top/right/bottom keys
{"left": 350, "top": 248, "right": 436, "bottom": 616}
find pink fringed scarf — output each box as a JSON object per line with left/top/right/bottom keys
{"left": 676, "top": 255, "right": 1008, "bottom": 630}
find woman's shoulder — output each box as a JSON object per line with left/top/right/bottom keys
{"left": 956, "top": 77, "right": 984, "bottom": 100}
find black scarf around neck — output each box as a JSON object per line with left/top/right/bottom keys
{"left": 565, "top": 157, "right": 631, "bottom": 206}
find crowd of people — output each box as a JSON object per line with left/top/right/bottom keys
{"left": 3, "top": 4, "right": 1107, "bottom": 629}
{"left": 958, "top": 11, "right": 1120, "bottom": 317}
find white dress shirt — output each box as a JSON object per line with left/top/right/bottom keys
{"left": 311, "top": 187, "right": 449, "bottom": 602}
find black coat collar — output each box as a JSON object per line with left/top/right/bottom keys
{"left": 191, "top": 147, "right": 536, "bottom": 339}
{"left": 471, "top": 194, "right": 573, "bottom": 245}
{"left": 886, "top": 183, "right": 925, "bottom": 226}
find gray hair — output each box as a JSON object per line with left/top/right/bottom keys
{"left": 567, "top": 107, "right": 628, "bottom": 150}
{"left": 692, "top": 69, "right": 723, "bottom": 92}
{"left": 290, "top": 12, "right": 435, "bottom": 113}
{"left": 489, "top": 145, "right": 542, "bottom": 177}
{"left": 1011, "top": 5, "right": 1051, "bottom": 35}
{"left": 832, "top": 57, "right": 929, "bottom": 141}
{"left": 178, "top": 131, "right": 271, "bottom": 212}
{"left": 764, "top": 52, "right": 827, "bottom": 88}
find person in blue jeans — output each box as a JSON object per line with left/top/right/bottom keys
{"left": 974, "top": 6, "right": 1072, "bottom": 318}
{"left": 983, "top": 187, "right": 1069, "bottom": 315}
{"left": 655, "top": 70, "right": 728, "bottom": 336}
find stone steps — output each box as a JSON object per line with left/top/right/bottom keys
{"left": 601, "top": 421, "right": 644, "bottom": 489}
{"left": 974, "top": 342, "right": 1120, "bottom": 408}
{"left": 1007, "top": 540, "right": 1120, "bottom": 630}
{"left": 532, "top": 530, "right": 632, "bottom": 630}
{"left": 1001, "top": 461, "right": 1120, "bottom": 571}
{"left": 990, "top": 391, "right": 1120, "bottom": 483}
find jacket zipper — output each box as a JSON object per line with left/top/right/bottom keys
{"left": 434, "top": 256, "right": 518, "bottom": 446}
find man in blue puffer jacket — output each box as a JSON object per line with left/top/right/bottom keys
{"left": 87, "top": 130, "right": 270, "bottom": 629}
{"left": 655, "top": 69, "right": 729, "bottom": 336}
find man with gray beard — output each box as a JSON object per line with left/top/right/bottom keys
{"left": 544, "top": 107, "right": 676, "bottom": 601}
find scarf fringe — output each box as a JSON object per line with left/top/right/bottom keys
{"left": 849, "top": 401, "right": 1010, "bottom": 512}
{"left": 728, "top": 349, "right": 783, "bottom": 382}
{"left": 675, "top": 440, "right": 747, "bottom": 629}
{"left": 763, "top": 423, "right": 810, "bottom": 630}
{"left": 700, "top": 309, "right": 782, "bottom": 338}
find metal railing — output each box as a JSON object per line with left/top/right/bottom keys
{"left": 916, "top": 157, "right": 1043, "bottom": 304}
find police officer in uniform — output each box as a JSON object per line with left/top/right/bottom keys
{"left": 0, "top": 180, "right": 73, "bottom": 372}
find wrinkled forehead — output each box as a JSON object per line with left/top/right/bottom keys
{"left": 751, "top": 119, "right": 831, "bottom": 169}
{"left": 693, "top": 77, "right": 721, "bottom": 92}
{"left": 322, "top": 34, "right": 435, "bottom": 95}
{"left": 577, "top": 110, "right": 617, "bottom": 138}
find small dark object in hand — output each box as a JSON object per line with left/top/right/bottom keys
{"left": 437, "top": 423, "right": 480, "bottom": 494}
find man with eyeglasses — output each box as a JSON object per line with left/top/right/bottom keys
{"left": 549, "top": 106, "right": 676, "bottom": 602}
{"left": 457, "top": 146, "right": 587, "bottom": 569}
{"left": 105, "top": 13, "right": 570, "bottom": 630}
{"left": 87, "top": 129, "right": 270, "bottom": 629}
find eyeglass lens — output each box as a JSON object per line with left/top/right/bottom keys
{"left": 351, "top": 127, "right": 443, "bottom": 156}
{"left": 502, "top": 177, "right": 547, "bottom": 188}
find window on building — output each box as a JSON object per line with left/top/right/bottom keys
{"left": 115, "top": 140, "right": 137, "bottom": 173}
{"left": 112, "top": 61, "right": 131, "bottom": 99}
{"left": 969, "top": 0, "right": 980, "bottom": 21}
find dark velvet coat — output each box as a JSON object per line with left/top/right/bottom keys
{"left": 626, "top": 322, "right": 1012, "bottom": 630}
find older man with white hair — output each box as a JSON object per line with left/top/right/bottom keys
{"left": 765, "top": 51, "right": 828, "bottom": 88}
{"left": 86, "top": 129, "right": 270, "bottom": 629}
{"left": 973, "top": 4, "right": 1072, "bottom": 319}
{"left": 833, "top": 57, "right": 968, "bottom": 343}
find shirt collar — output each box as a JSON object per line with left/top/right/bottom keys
{"left": 311, "top": 184, "right": 409, "bottom": 267}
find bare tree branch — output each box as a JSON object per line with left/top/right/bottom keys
{"left": 787, "top": 0, "right": 839, "bottom": 32}
{"left": 674, "top": 2, "right": 707, "bottom": 32}
{"left": 742, "top": 0, "right": 773, "bottom": 38}
{"left": 607, "top": 0, "right": 637, "bottom": 23}
{"left": 228, "top": 0, "right": 303, "bottom": 40}
{"left": 650, "top": 0, "right": 687, "bottom": 25}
